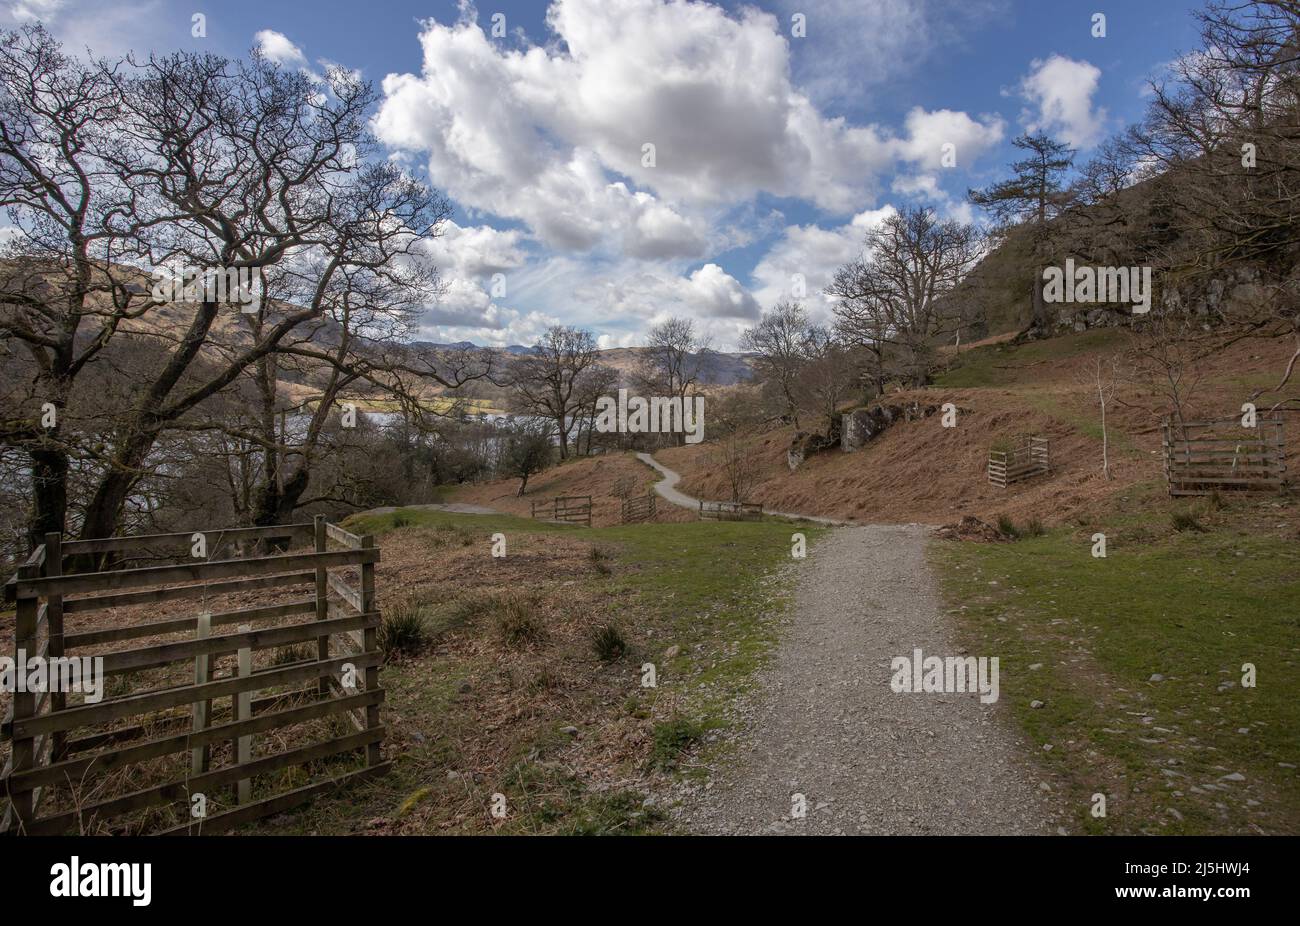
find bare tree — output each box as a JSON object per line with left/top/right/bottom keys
{"left": 0, "top": 30, "right": 474, "bottom": 543}
{"left": 796, "top": 327, "right": 862, "bottom": 436}
{"left": 741, "top": 301, "right": 811, "bottom": 429}
{"left": 637, "top": 316, "right": 711, "bottom": 445}
{"left": 829, "top": 206, "right": 981, "bottom": 387}
{"left": 509, "top": 326, "right": 599, "bottom": 460}
{"left": 1130, "top": 0, "right": 1300, "bottom": 405}
{"left": 1079, "top": 354, "right": 1123, "bottom": 480}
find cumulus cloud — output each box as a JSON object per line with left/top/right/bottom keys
{"left": 574, "top": 261, "right": 760, "bottom": 324}
{"left": 421, "top": 220, "right": 527, "bottom": 280}
{"left": 374, "top": 0, "right": 1001, "bottom": 260}
{"left": 254, "top": 29, "right": 307, "bottom": 67}
{"left": 750, "top": 207, "right": 895, "bottom": 322}
{"left": 1018, "top": 54, "right": 1107, "bottom": 149}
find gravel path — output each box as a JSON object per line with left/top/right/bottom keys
{"left": 635, "top": 452, "right": 850, "bottom": 525}
{"left": 671, "top": 524, "right": 1061, "bottom": 835}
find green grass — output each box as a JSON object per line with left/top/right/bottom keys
{"left": 932, "top": 510, "right": 1300, "bottom": 835}
{"left": 936, "top": 328, "right": 1127, "bottom": 389}
{"left": 252, "top": 506, "right": 823, "bottom": 833}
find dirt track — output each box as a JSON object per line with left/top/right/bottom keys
{"left": 670, "top": 524, "right": 1062, "bottom": 835}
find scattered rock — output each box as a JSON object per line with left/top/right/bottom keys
{"left": 664, "top": 645, "right": 681, "bottom": 660}
{"left": 1030, "top": 700, "right": 1045, "bottom": 709}
{"left": 1149, "top": 673, "right": 1164, "bottom": 682}
{"left": 934, "top": 516, "right": 1008, "bottom": 543}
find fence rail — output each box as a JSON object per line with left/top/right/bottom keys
{"left": 1163, "top": 416, "right": 1286, "bottom": 496}
{"left": 698, "top": 500, "right": 763, "bottom": 521}
{"left": 621, "top": 494, "right": 657, "bottom": 524}
{"left": 988, "top": 436, "right": 1051, "bottom": 489}
{"left": 529, "top": 495, "right": 593, "bottom": 527}
{"left": 0, "top": 517, "right": 388, "bottom": 835}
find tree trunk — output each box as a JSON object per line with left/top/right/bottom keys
{"left": 28, "top": 444, "right": 68, "bottom": 547}
{"left": 556, "top": 416, "right": 569, "bottom": 460}
{"left": 78, "top": 428, "right": 157, "bottom": 541}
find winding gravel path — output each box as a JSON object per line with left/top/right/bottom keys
{"left": 671, "top": 524, "right": 1061, "bottom": 835}
{"left": 634, "top": 452, "right": 850, "bottom": 525}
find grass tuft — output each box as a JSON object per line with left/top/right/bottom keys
{"left": 1171, "top": 509, "right": 1207, "bottom": 533}
{"left": 590, "top": 622, "right": 627, "bottom": 661}
{"left": 379, "top": 596, "right": 432, "bottom": 658}
{"left": 649, "top": 716, "right": 706, "bottom": 771}
{"left": 497, "top": 594, "right": 547, "bottom": 647}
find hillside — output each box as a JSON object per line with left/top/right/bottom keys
{"left": 656, "top": 328, "right": 1300, "bottom": 530}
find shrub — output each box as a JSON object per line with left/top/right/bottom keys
{"left": 390, "top": 511, "right": 412, "bottom": 529}
{"left": 1023, "top": 517, "right": 1046, "bottom": 538}
{"left": 996, "top": 514, "right": 1020, "bottom": 539}
{"left": 590, "top": 623, "right": 627, "bottom": 661}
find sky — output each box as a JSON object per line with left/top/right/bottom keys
{"left": 4, "top": 0, "right": 1206, "bottom": 349}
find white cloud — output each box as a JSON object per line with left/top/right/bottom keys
{"left": 374, "top": 0, "right": 1001, "bottom": 259}
{"left": 8, "top": 0, "right": 63, "bottom": 22}
{"left": 421, "top": 220, "right": 527, "bottom": 280}
{"left": 574, "top": 261, "right": 760, "bottom": 324}
{"left": 254, "top": 29, "right": 307, "bottom": 67}
{"left": 1019, "top": 54, "right": 1108, "bottom": 149}
{"left": 750, "top": 207, "right": 895, "bottom": 323}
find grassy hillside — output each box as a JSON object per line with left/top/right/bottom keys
{"left": 659, "top": 328, "right": 1300, "bottom": 528}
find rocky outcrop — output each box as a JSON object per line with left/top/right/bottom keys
{"left": 787, "top": 431, "right": 836, "bottom": 471}
{"left": 841, "top": 402, "right": 942, "bottom": 452}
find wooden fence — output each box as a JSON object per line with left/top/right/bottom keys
{"left": 0, "top": 517, "right": 388, "bottom": 835}
{"left": 530, "top": 495, "right": 593, "bottom": 527}
{"left": 698, "top": 500, "right": 764, "bottom": 521}
{"left": 621, "top": 494, "right": 657, "bottom": 524}
{"left": 1163, "top": 415, "right": 1286, "bottom": 496}
{"left": 988, "top": 437, "right": 1051, "bottom": 489}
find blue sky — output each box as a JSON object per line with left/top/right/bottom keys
{"left": 6, "top": 0, "right": 1205, "bottom": 348}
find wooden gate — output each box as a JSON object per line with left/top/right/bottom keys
{"left": 1163, "top": 415, "right": 1286, "bottom": 496}
{"left": 621, "top": 494, "right": 657, "bottom": 524}
{"left": 530, "top": 495, "right": 593, "bottom": 527}
{"left": 0, "top": 517, "right": 387, "bottom": 835}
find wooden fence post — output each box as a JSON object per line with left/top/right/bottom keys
{"left": 236, "top": 625, "right": 252, "bottom": 804}
{"left": 8, "top": 556, "right": 41, "bottom": 832}
{"left": 43, "top": 533, "right": 66, "bottom": 760}
{"left": 314, "top": 515, "right": 329, "bottom": 698}
{"left": 360, "top": 534, "right": 382, "bottom": 767}
{"left": 190, "top": 612, "right": 211, "bottom": 775}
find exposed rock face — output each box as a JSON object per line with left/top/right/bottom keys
{"left": 1045, "top": 265, "right": 1267, "bottom": 335}
{"left": 841, "top": 402, "right": 941, "bottom": 452}
{"left": 787, "top": 431, "right": 836, "bottom": 471}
